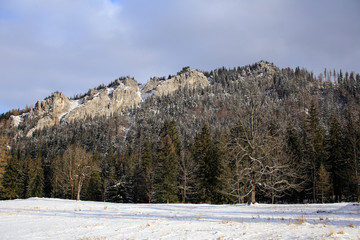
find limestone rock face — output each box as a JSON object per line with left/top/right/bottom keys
{"left": 21, "top": 77, "right": 142, "bottom": 136}
{"left": 24, "top": 92, "right": 71, "bottom": 136}
{"left": 11, "top": 67, "right": 211, "bottom": 137}
{"left": 141, "top": 77, "right": 165, "bottom": 94}
{"left": 34, "top": 92, "right": 70, "bottom": 118}
{"left": 142, "top": 68, "right": 209, "bottom": 97}
{"left": 64, "top": 77, "right": 141, "bottom": 121}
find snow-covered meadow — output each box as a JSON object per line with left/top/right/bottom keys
{"left": 0, "top": 198, "right": 359, "bottom": 240}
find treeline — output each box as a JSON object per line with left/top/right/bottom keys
{"left": 0, "top": 62, "right": 359, "bottom": 203}
{"left": 1, "top": 108, "right": 359, "bottom": 203}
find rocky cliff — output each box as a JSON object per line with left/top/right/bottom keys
{"left": 142, "top": 67, "right": 209, "bottom": 97}
{"left": 11, "top": 67, "right": 211, "bottom": 137}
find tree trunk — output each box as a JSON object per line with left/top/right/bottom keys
{"left": 249, "top": 185, "right": 256, "bottom": 204}
{"left": 77, "top": 177, "right": 84, "bottom": 201}
{"left": 182, "top": 175, "right": 187, "bottom": 203}
{"left": 77, "top": 187, "right": 81, "bottom": 201}
{"left": 312, "top": 167, "right": 316, "bottom": 203}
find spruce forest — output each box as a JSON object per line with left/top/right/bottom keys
{"left": 0, "top": 61, "right": 359, "bottom": 204}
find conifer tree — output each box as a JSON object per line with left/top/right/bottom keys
{"left": 194, "top": 122, "right": 222, "bottom": 203}
{"left": 51, "top": 156, "right": 65, "bottom": 199}
{"left": 100, "top": 149, "right": 115, "bottom": 201}
{"left": 141, "top": 139, "right": 155, "bottom": 203}
{"left": 27, "top": 152, "right": 44, "bottom": 197}
{"left": 317, "top": 162, "right": 331, "bottom": 203}
{"left": 2, "top": 155, "right": 20, "bottom": 200}
{"left": 344, "top": 108, "right": 360, "bottom": 202}
{"left": 0, "top": 136, "right": 11, "bottom": 197}
{"left": 161, "top": 120, "right": 182, "bottom": 156}
{"left": 84, "top": 153, "right": 102, "bottom": 201}
{"left": 84, "top": 170, "right": 102, "bottom": 201}
{"left": 178, "top": 138, "right": 198, "bottom": 203}
{"left": 155, "top": 135, "right": 179, "bottom": 203}
{"left": 327, "top": 113, "right": 345, "bottom": 201}
{"left": 285, "top": 123, "right": 306, "bottom": 202}
{"left": 305, "top": 102, "right": 326, "bottom": 202}
{"left": 20, "top": 154, "right": 31, "bottom": 198}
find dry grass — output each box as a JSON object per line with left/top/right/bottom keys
{"left": 289, "top": 224, "right": 298, "bottom": 230}
{"left": 220, "top": 219, "right": 232, "bottom": 224}
{"left": 296, "top": 217, "right": 306, "bottom": 224}
{"left": 348, "top": 222, "right": 355, "bottom": 228}
{"left": 103, "top": 206, "right": 108, "bottom": 210}
{"left": 329, "top": 227, "right": 336, "bottom": 236}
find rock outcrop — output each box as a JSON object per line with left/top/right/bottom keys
{"left": 10, "top": 66, "right": 230, "bottom": 137}
{"left": 20, "top": 77, "right": 142, "bottom": 137}
{"left": 142, "top": 67, "right": 209, "bottom": 97}
{"left": 64, "top": 77, "right": 141, "bottom": 122}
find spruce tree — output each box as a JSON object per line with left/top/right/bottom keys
{"left": 141, "top": 139, "right": 155, "bottom": 203}
{"left": 20, "top": 154, "right": 31, "bottom": 198}
{"left": 84, "top": 170, "right": 102, "bottom": 201}
{"left": 344, "top": 108, "right": 360, "bottom": 202}
{"left": 100, "top": 149, "right": 115, "bottom": 201}
{"left": 178, "top": 138, "right": 198, "bottom": 203}
{"left": 317, "top": 162, "right": 331, "bottom": 203}
{"left": 27, "top": 153, "right": 44, "bottom": 197}
{"left": 305, "top": 102, "right": 326, "bottom": 202}
{"left": 327, "top": 113, "right": 345, "bottom": 202}
{"left": 84, "top": 152, "right": 102, "bottom": 201}
{"left": 0, "top": 136, "right": 11, "bottom": 197}
{"left": 155, "top": 135, "right": 179, "bottom": 203}
{"left": 2, "top": 155, "right": 20, "bottom": 200}
{"left": 161, "top": 120, "right": 182, "bottom": 156}
{"left": 194, "top": 122, "right": 221, "bottom": 203}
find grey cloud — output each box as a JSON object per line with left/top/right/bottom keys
{"left": 0, "top": 0, "right": 359, "bottom": 113}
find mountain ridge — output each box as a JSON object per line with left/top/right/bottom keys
{"left": 9, "top": 61, "right": 278, "bottom": 137}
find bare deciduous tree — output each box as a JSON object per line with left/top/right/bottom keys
{"left": 54, "top": 144, "right": 93, "bottom": 200}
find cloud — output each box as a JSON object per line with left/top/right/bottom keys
{"left": 0, "top": 0, "right": 359, "bottom": 113}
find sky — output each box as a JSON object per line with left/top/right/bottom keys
{"left": 0, "top": 0, "right": 359, "bottom": 114}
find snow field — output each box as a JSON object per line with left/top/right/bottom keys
{"left": 0, "top": 198, "right": 359, "bottom": 240}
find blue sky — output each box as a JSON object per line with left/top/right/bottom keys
{"left": 1, "top": 0, "right": 359, "bottom": 114}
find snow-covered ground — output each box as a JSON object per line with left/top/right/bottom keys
{"left": 0, "top": 198, "right": 359, "bottom": 240}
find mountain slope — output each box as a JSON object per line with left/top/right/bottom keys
{"left": 1, "top": 61, "right": 359, "bottom": 204}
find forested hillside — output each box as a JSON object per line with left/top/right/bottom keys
{"left": 0, "top": 61, "right": 359, "bottom": 204}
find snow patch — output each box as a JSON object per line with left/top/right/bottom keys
{"left": 0, "top": 199, "right": 359, "bottom": 240}
{"left": 107, "top": 87, "right": 115, "bottom": 96}
{"left": 10, "top": 115, "right": 23, "bottom": 127}
{"left": 59, "top": 99, "right": 83, "bottom": 121}
{"left": 139, "top": 83, "right": 146, "bottom": 90}
{"left": 70, "top": 98, "right": 83, "bottom": 111}
{"left": 123, "top": 114, "right": 136, "bottom": 142}
{"left": 333, "top": 203, "right": 360, "bottom": 215}
{"left": 141, "top": 90, "right": 155, "bottom": 101}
